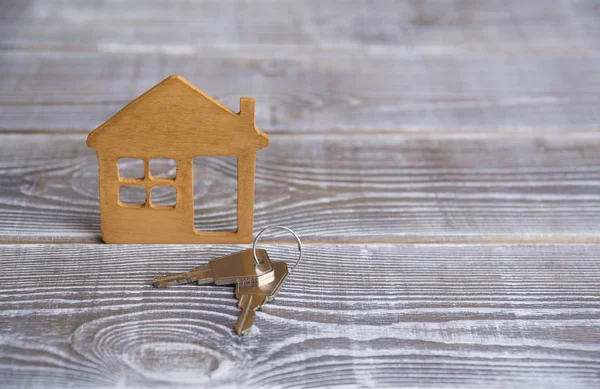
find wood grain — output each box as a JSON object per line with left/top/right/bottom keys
{"left": 1, "top": 1, "right": 599, "bottom": 386}
{"left": 2, "top": 0, "right": 600, "bottom": 135}
{"left": 1, "top": 50, "right": 600, "bottom": 133}
{"left": 2, "top": 0, "right": 599, "bottom": 52}
{"left": 0, "top": 244, "right": 598, "bottom": 388}
{"left": 1, "top": 133, "right": 600, "bottom": 243}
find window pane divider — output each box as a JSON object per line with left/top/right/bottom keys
{"left": 118, "top": 178, "right": 176, "bottom": 186}
{"left": 119, "top": 178, "right": 145, "bottom": 185}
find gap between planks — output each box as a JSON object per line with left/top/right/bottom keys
{"left": 2, "top": 43, "right": 600, "bottom": 56}
{"left": 2, "top": 129, "right": 600, "bottom": 138}
{"left": 2, "top": 235, "right": 600, "bottom": 245}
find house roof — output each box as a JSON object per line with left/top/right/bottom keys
{"left": 86, "top": 75, "right": 268, "bottom": 155}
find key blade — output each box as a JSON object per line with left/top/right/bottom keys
{"left": 152, "top": 264, "right": 213, "bottom": 288}
{"left": 233, "top": 261, "right": 289, "bottom": 335}
{"left": 234, "top": 294, "right": 267, "bottom": 336}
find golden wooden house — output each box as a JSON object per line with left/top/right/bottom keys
{"left": 87, "top": 75, "right": 269, "bottom": 244}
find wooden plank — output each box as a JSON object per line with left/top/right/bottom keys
{"left": 1, "top": 51, "right": 600, "bottom": 133}
{"left": 2, "top": 0, "right": 599, "bottom": 53}
{"left": 1, "top": 0, "right": 600, "bottom": 134}
{"left": 0, "top": 243, "right": 598, "bottom": 388}
{"left": 1, "top": 133, "right": 600, "bottom": 243}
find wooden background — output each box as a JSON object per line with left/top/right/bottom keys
{"left": 1, "top": 0, "right": 599, "bottom": 387}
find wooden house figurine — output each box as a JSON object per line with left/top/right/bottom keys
{"left": 86, "top": 75, "right": 269, "bottom": 244}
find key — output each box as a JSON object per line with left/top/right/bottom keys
{"left": 234, "top": 260, "right": 289, "bottom": 335}
{"left": 152, "top": 249, "right": 275, "bottom": 288}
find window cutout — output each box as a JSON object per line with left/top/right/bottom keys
{"left": 150, "top": 158, "right": 177, "bottom": 179}
{"left": 119, "top": 186, "right": 146, "bottom": 205}
{"left": 151, "top": 186, "right": 176, "bottom": 207}
{"left": 193, "top": 156, "right": 237, "bottom": 232}
{"left": 118, "top": 158, "right": 144, "bottom": 178}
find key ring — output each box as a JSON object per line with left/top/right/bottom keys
{"left": 252, "top": 226, "right": 303, "bottom": 271}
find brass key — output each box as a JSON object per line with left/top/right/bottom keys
{"left": 152, "top": 249, "right": 275, "bottom": 288}
{"left": 234, "top": 260, "right": 289, "bottom": 335}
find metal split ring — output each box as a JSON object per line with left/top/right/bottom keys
{"left": 252, "top": 226, "right": 303, "bottom": 271}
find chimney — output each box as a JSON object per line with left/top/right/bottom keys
{"left": 239, "top": 97, "right": 255, "bottom": 118}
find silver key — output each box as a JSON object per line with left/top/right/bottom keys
{"left": 152, "top": 249, "right": 275, "bottom": 288}
{"left": 234, "top": 260, "right": 289, "bottom": 335}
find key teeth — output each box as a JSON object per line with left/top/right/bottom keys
{"left": 234, "top": 294, "right": 258, "bottom": 336}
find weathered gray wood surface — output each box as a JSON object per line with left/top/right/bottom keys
{"left": 1, "top": 244, "right": 599, "bottom": 388}
{"left": 1, "top": 0, "right": 600, "bottom": 387}
{"left": 1, "top": 0, "right": 600, "bottom": 133}
{"left": 2, "top": 0, "right": 599, "bottom": 51}
{"left": 1, "top": 133, "right": 600, "bottom": 243}
{"left": 2, "top": 51, "right": 600, "bottom": 133}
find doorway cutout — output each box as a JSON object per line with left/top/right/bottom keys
{"left": 193, "top": 156, "right": 238, "bottom": 232}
